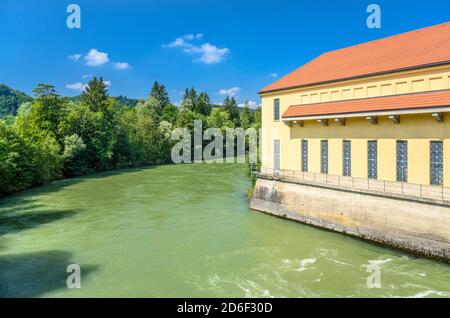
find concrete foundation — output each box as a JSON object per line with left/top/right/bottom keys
{"left": 251, "top": 177, "right": 450, "bottom": 262}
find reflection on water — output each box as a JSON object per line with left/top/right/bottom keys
{"left": 0, "top": 164, "right": 449, "bottom": 297}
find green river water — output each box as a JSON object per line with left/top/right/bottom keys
{"left": 0, "top": 164, "right": 449, "bottom": 297}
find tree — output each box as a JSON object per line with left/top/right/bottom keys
{"left": 118, "top": 102, "right": 171, "bottom": 166}
{"left": 81, "top": 77, "right": 109, "bottom": 113}
{"left": 252, "top": 106, "right": 262, "bottom": 130}
{"left": 150, "top": 81, "right": 170, "bottom": 112}
{"left": 160, "top": 103, "right": 178, "bottom": 124}
{"left": 32, "top": 83, "right": 58, "bottom": 98}
{"left": 16, "top": 84, "right": 67, "bottom": 146}
{"left": 180, "top": 87, "right": 212, "bottom": 119}
{"left": 239, "top": 101, "right": 254, "bottom": 130}
{"left": 0, "top": 120, "right": 35, "bottom": 193}
{"left": 181, "top": 88, "right": 197, "bottom": 112}
{"left": 175, "top": 107, "right": 204, "bottom": 131}
{"left": 223, "top": 96, "right": 240, "bottom": 127}
{"left": 1, "top": 118, "right": 62, "bottom": 194}
{"left": 207, "top": 108, "right": 234, "bottom": 131}
{"left": 70, "top": 77, "right": 116, "bottom": 172}
{"left": 196, "top": 92, "right": 211, "bottom": 116}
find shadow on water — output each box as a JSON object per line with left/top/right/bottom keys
{"left": 0, "top": 165, "right": 158, "bottom": 297}
{"left": 0, "top": 188, "right": 79, "bottom": 236}
{"left": 0, "top": 166, "right": 159, "bottom": 198}
{"left": 0, "top": 209, "right": 78, "bottom": 236}
{"left": 0, "top": 165, "right": 157, "bottom": 202}
{"left": 0, "top": 250, "right": 98, "bottom": 297}
{"left": 0, "top": 165, "right": 157, "bottom": 235}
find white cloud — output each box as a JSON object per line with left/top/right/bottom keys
{"left": 218, "top": 87, "right": 240, "bottom": 97}
{"left": 66, "top": 79, "right": 111, "bottom": 92}
{"left": 164, "top": 33, "right": 205, "bottom": 47}
{"left": 164, "top": 37, "right": 186, "bottom": 48}
{"left": 182, "top": 34, "right": 194, "bottom": 41}
{"left": 239, "top": 100, "right": 260, "bottom": 109}
{"left": 84, "top": 49, "right": 109, "bottom": 66}
{"left": 66, "top": 82, "right": 86, "bottom": 92}
{"left": 82, "top": 74, "right": 92, "bottom": 79}
{"left": 270, "top": 73, "right": 278, "bottom": 78}
{"left": 163, "top": 34, "right": 229, "bottom": 64}
{"left": 68, "top": 53, "right": 82, "bottom": 62}
{"left": 183, "top": 33, "right": 203, "bottom": 41}
{"left": 188, "top": 43, "right": 229, "bottom": 64}
{"left": 113, "top": 62, "right": 131, "bottom": 70}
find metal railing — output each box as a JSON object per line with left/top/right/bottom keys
{"left": 253, "top": 167, "right": 450, "bottom": 202}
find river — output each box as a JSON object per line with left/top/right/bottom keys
{"left": 0, "top": 164, "right": 449, "bottom": 297}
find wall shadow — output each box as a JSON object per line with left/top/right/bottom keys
{"left": 0, "top": 250, "right": 97, "bottom": 298}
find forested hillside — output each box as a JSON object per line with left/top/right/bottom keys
{"left": 0, "top": 84, "right": 33, "bottom": 116}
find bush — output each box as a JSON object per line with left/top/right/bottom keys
{"left": 0, "top": 121, "right": 62, "bottom": 194}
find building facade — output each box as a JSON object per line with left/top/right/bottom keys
{"left": 259, "top": 22, "right": 450, "bottom": 189}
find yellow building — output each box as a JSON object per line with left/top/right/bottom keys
{"left": 259, "top": 22, "right": 450, "bottom": 191}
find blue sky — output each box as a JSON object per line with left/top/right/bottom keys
{"left": 1, "top": 0, "right": 449, "bottom": 106}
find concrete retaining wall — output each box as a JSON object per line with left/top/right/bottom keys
{"left": 251, "top": 178, "right": 450, "bottom": 261}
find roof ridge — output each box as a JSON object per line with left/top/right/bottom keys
{"left": 326, "top": 21, "right": 450, "bottom": 55}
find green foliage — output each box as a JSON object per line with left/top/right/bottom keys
{"left": 176, "top": 107, "right": 205, "bottom": 131}
{"left": 207, "top": 108, "right": 234, "bottom": 131}
{"left": 181, "top": 88, "right": 197, "bottom": 112}
{"left": 150, "top": 81, "right": 170, "bottom": 114}
{"left": 32, "top": 83, "right": 58, "bottom": 98}
{"left": 81, "top": 77, "right": 109, "bottom": 113}
{"left": 0, "top": 119, "right": 62, "bottom": 193}
{"left": 19, "top": 84, "right": 68, "bottom": 144}
{"left": 117, "top": 103, "right": 172, "bottom": 166}
{"left": 69, "top": 94, "right": 139, "bottom": 108}
{"left": 114, "top": 95, "right": 139, "bottom": 108}
{"left": 61, "top": 133, "right": 87, "bottom": 175}
{"left": 181, "top": 88, "right": 211, "bottom": 116}
{"left": 196, "top": 92, "right": 212, "bottom": 116}
{"left": 0, "top": 120, "right": 35, "bottom": 193}
{"left": 0, "top": 80, "right": 261, "bottom": 195}
{"left": 223, "top": 96, "right": 240, "bottom": 127}
{"left": 67, "top": 78, "right": 115, "bottom": 173}
{"left": 239, "top": 102, "right": 254, "bottom": 130}
{"left": 0, "top": 83, "right": 33, "bottom": 116}
{"left": 253, "top": 106, "right": 261, "bottom": 129}
{"left": 160, "top": 103, "right": 178, "bottom": 124}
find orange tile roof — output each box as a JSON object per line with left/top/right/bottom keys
{"left": 282, "top": 89, "right": 450, "bottom": 118}
{"left": 260, "top": 22, "right": 450, "bottom": 94}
